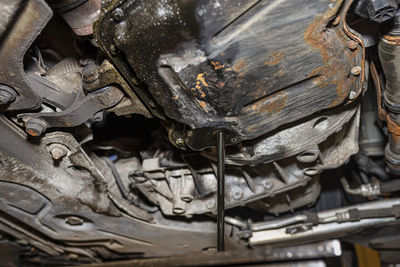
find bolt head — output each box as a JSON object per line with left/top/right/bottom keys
{"left": 232, "top": 189, "right": 243, "bottom": 200}
{"left": 347, "top": 40, "right": 358, "bottom": 50}
{"left": 263, "top": 180, "right": 272, "bottom": 190}
{"left": 50, "top": 147, "right": 67, "bottom": 160}
{"left": 25, "top": 118, "right": 47, "bottom": 137}
{"left": 175, "top": 138, "right": 185, "bottom": 147}
{"left": 351, "top": 66, "right": 361, "bottom": 76}
{"left": 349, "top": 91, "right": 357, "bottom": 100}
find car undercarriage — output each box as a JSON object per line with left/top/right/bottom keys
{"left": 1, "top": 0, "right": 400, "bottom": 266}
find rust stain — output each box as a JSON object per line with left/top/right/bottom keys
{"left": 265, "top": 52, "right": 284, "bottom": 66}
{"left": 191, "top": 73, "right": 208, "bottom": 98}
{"left": 304, "top": 0, "right": 354, "bottom": 108}
{"left": 232, "top": 58, "right": 247, "bottom": 74}
{"left": 26, "top": 128, "right": 39, "bottom": 137}
{"left": 210, "top": 61, "right": 225, "bottom": 70}
{"left": 251, "top": 91, "right": 287, "bottom": 114}
{"left": 196, "top": 73, "right": 209, "bottom": 87}
{"left": 198, "top": 100, "right": 206, "bottom": 109}
{"left": 274, "top": 69, "right": 285, "bottom": 78}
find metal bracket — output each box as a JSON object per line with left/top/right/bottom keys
{"left": 0, "top": 0, "right": 52, "bottom": 111}
{"left": 18, "top": 86, "right": 124, "bottom": 136}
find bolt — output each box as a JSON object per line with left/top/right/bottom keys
{"left": 367, "top": 0, "right": 397, "bottom": 23}
{"left": 263, "top": 179, "right": 272, "bottom": 190}
{"left": 112, "top": 8, "right": 124, "bottom": 22}
{"left": 24, "top": 118, "right": 47, "bottom": 137}
{"left": 232, "top": 189, "right": 243, "bottom": 200}
{"left": 65, "top": 216, "right": 84, "bottom": 226}
{"left": 304, "top": 167, "right": 319, "bottom": 176}
{"left": 348, "top": 91, "right": 357, "bottom": 100}
{"left": 0, "top": 85, "right": 17, "bottom": 105}
{"left": 50, "top": 145, "right": 67, "bottom": 160}
{"left": 175, "top": 138, "right": 185, "bottom": 147}
{"left": 351, "top": 66, "right": 361, "bottom": 76}
{"left": 347, "top": 40, "right": 358, "bottom": 50}
{"left": 204, "top": 247, "right": 217, "bottom": 254}
{"left": 331, "top": 16, "right": 341, "bottom": 26}
{"left": 109, "top": 44, "right": 118, "bottom": 56}
{"left": 82, "top": 64, "right": 99, "bottom": 84}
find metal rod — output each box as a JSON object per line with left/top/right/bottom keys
{"left": 216, "top": 131, "right": 225, "bottom": 251}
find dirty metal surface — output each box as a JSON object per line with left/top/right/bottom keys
{"left": 0, "top": 0, "right": 52, "bottom": 110}
{"left": 72, "top": 239, "right": 341, "bottom": 267}
{"left": 95, "top": 0, "right": 363, "bottom": 150}
{"left": 0, "top": 115, "right": 222, "bottom": 257}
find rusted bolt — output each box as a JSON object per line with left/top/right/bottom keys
{"left": 50, "top": 145, "right": 67, "bottom": 160}
{"left": 332, "top": 16, "right": 341, "bottom": 26}
{"left": 112, "top": 8, "right": 124, "bottom": 22}
{"left": 351, "top": 66, "right": 361, "bottom": 76}
{"left": 347, "top": 40, "right": 358, "bottom": 50}
{"left": 65, "top": 216, "right": 84, "bottom": 226}
{"left": 348, "top": 91, "right": 357, "bottom": 100}
{"left": 82, "top": 64, "right": 99, "bottom": 84}
{"left": 24, "top": 118, "right": 47, "bottom": 137}
{"left": 175, "top": 138, "right": 185, "bottom": 147}
{"left": 0, "top": 85, "right": 17, "bottom": 105}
